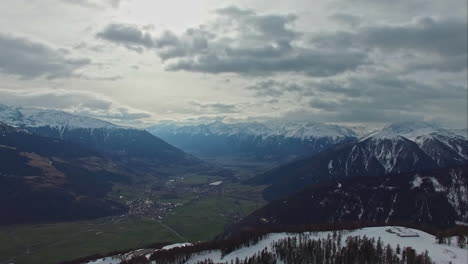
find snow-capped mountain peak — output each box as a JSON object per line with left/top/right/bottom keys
{"left": 268, "top": 121, "right": 357, "bottom": 139}
{"left": 0, "top": 104, "right": 120, "bottom": 129}
{"left": 361, "top": 121, "right": 461, "bottom": 141}
{"left": 383, "top": 120, "right": 440, "bottom": 134}
{"left": 148, "top": 120, "right": 357, "bottom": 140}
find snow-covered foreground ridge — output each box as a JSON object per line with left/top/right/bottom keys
{"left": 85, "top": 226, "right": 467, "bottom": 264}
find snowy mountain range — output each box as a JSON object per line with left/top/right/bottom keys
{"left": 251, "top": 121, "right": 468, "bottom": 201}
{"left": 0, "top": 104, "right": 119, "bottom": 129}
{"left": 148, "top": 120, "right": 357, "bottom": 139}
{"left": 147, "top": 121, "right": 358, "bottom": 161}
{"left": 0, "top": 104, "right": 207, "bottom": 178}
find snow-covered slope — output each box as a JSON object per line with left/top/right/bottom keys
{"left": 191, "top": 227, "right": 466, "bottom": 264}
{"left": 85, "top": 226, "right": 467, "bottom": 264}
{"left": 185, "top": 227, "right": 466, "bottom": 264}
{"left": 450, "top": 128, "right": 468, "bottom": 139}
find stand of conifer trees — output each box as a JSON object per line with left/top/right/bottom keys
{"left": 122, "top": 233, "right": 433, "bottom": 264}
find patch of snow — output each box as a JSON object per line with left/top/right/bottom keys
{"left": 162, "top": 243, "right": 193, "bottom": 250}
{"left": 184, "top": 227, "right": 467, "bottom": 264}
{"left": 86, "top": 257, "right": 121, "bottom": 264}
{"left": 428, "top": 177, "right": 445, "bottom": 192}
{"left": 450, "top": 128, "right": 468, "bottom": 139}
{"left": 385, "top": 194, "right": 398, "bottom": 223}
{"left": 411, "top": 175, "right": 423, "bottom": 189}
{"left": 209, "top": 181, "right": 223, "bottom": 186}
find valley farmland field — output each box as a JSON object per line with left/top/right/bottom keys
{"left": 0, "top": 173, "right": 266, "bottom": 264}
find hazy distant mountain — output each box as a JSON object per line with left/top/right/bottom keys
{"left": 0, "top": 122, "right": 128, "bottom": 224}
{"left": 251, "top": 121, "right": 468, "bottom": 200}
{"left": 146, "top": 121, "right": 357, "bottom": 161}
{"left": 228, "top": 167, "right": 467, "bottom": 234}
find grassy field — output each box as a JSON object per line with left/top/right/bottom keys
{"left": 0, "top": 161, "right": 268, "bottom": 264}
{"left": 0, "top": 217, "right": 181, "bottom": 264}
{"left": 162, "top": 183, "right": 266, "bottom": 242}
{"left": 0, "top": 182, "right": 265, "bottom": 264}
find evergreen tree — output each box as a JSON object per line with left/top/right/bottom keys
{"left": 457, "top": 235, "right": 466, "bottom": 248}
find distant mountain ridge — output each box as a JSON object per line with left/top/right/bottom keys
{"left": 147, "top": 121, "right": 358, "bottom": 161}
{"left": 0, "top": 104, "right": 119, "bottom": 129}
{"left": 0, "top": 104, "right": 206, "bottom": 175}
{"left": 148, "top": 120, "right": 357, "bottom": 140}
{"left": 0, "top": 105, "right": 225, "bottom": 224}
{"left": 251, "top": 121, "right": 468, "bottom": 201}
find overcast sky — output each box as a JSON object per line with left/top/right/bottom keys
{"left": 0, "top": 0, "right": 466, "bottom": 127}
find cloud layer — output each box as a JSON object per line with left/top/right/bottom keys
{"left": 61, "top": 0, "right": 123, "bottom": 9}
{"left": 96, "top": 23, "right": 154, "bottom": 52}
{"left": 0, "top": 1, "right": 466, "bottom": 127}
{"left": 0, "top": 33, "right": 90, "bottom": 79}
{"left": 98, "top": 6, "right": 368, "bottom": 77}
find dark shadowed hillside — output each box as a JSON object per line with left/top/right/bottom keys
{"left": 228, "top": 167, "right": 467, "bottom": 237}
{"left": 0, "top": 123, "right": 129, "bottom": 224}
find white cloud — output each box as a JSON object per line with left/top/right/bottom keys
{"left": 0, "top": 0, "right": 465, "bottom": 127}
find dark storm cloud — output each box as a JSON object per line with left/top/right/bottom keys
{"left": 97, "top": 6, "right": 368, "bottom": 77}
{"left": 100, "top": 7, "right": 466, "bottom": 77}
{"left": 0, "top": 33, "right": 90, "bottom": 79}
{"left": 310, "top": 17, "right": 467, "bottom": 72}
{"left": 408, "top": 54, "right": 468, "bottom": 73}
{"left": 96, "top": 23, "right": 154, "bottom": 52}
{"left": 362, "top": 17, "right": 467, "bottom": 56}
{"left": 152, "top": 8, "right": 466, "bottom": 76}
{"left": 155, "top": 6, "right": 368, "bottom": 76}
{"left": 245, "top": 73, "right": 467, "bottom": 126}
{"left": 304, "top": 76, "right": 467, "bottom": 123}
{"left": 154, "top": 28, "right": 213, "bottom": 60}
{"left": 91, "top": 4, "right": 467, "bottom": 126}
{"left": 165, "top": 49, "right": 367, "bottom": 76}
